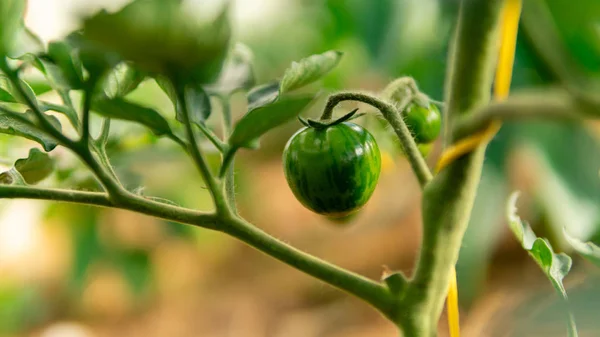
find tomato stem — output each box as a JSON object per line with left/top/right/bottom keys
{"left": 399, "top": 0, "right": 506, "bottom": 335}
{"left": 322, "top": 91, "right": 433, "bottom": 188}
{"left": 176, "top": 84, "right": 228, "bottom": 214}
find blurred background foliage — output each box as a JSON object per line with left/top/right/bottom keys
{"left": 1, "top": 0, "right": 600, "bottom": 336}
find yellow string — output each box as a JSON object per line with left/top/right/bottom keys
{"left": 442, "top": 1, "right": 522, "bottom": 337}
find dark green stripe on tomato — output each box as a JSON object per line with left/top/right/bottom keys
{"left": 283, "top": 122, "right": 381, "bottom": 217}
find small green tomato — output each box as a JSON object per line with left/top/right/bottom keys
{"left": 404, "top": 103, "right": 442, "bottom": 144}
{"left": 283, "top": 122, "right": 381, "bottom": 218}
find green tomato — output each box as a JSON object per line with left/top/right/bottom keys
{"left": 404, "top": 103, "right": 442, "bottom": 143}
{"left": 283, "top": 122, "right": 381, "bottom": 218}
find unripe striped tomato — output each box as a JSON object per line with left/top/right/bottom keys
{"left": 283, "top": 122, "right": 381, "bottom": 217}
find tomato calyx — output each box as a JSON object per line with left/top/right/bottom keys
{"left": 298, "top": 108, "right": 364, "bottom": 130}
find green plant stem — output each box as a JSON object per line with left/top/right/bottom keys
{"left": 452, "top": 87, "right": 591, "bottom": 139}
{"left": 400, "top": 0, "right": 505, "bottom": 335}
{"left": 80, "top": 85, "right": 94, "bottom": 149}
{"left": 322, "top": 92, "right": 432, "bottom": 187}
{"left": 58, "top": 91, "right": 79, "bottom": 128}
{"left": 219, "top": 95, "right": 236, "bottom": 212}
{"left": 222, "top": 217, "right": 393, "bottom": 313}
{"left": 175, "top": 86, "right": 228, "bottom": 214}
{"left": 41, "top": 100, "right": 78, "bottom": 127}
{"left": 196, "top": 122, "right": 227, "bottom": 152}
{"left": 0, "top": 185, "right": 218, "bottom": 228}
{"left": 1, "top": 60, "right": 127, "bottom": 198}
{"left": 0, "top": 59, "right": 76, "bottom": 148}
{"left": 0, "top": 182, "right": 394, "bottom": 317}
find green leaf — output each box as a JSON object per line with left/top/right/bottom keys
{"left": 46, "top": 41, "right": 85, "bottom": 89}
{"left": 104, "top": 62, "right": 145, "bottom": 99}
{"left": 14, "top": 148, "right": 54, "bottom": 184}
{"left": 82, "top": 0, "right": 230, "bottom": 84}
{"left": 94, "top": 118, "right": 111, "bottom": 146}
{"left": 246, "top": 81, "right": 280, "bottom": 112}
{"left": 0, "top": 167, "right": 26, "bottom": 185}
{"left": 564, "top": 229, "right": 600, "bottom": 268}
{"left": 208, "top": 43, "right": 255, "bottom": 95}
{"left": 155, "top": 75, "right": 177, "bottom": 107}
{"left": 0, "top": 112, "right": 58, "bottom": 151}
{"left": 279, "top": 50, "right": 342, "bottom": 93}
{"left": 0, "top": 87, "right": 14, "bottom": 103}
{"left": 507, "top": 192, "right": 579, "bottom": 337}
{"left": 245, "top": 51, "right": 342, "bottom": 112}
{"left": 156, "top": 76, "right": 211, "bottom": 126}
{"left": 177, "top": 83, "right": 211, "bottom": 126}
{"left": 0, "top": 74, "right": 37, "bottom": 104}
{"left": 92, "top": 98, "right": 172, "bottom": 136}
{"left": 34, "top": 57, "right": 75, "bottom": 92}
{"left": 27, "top": 81, "right": 53, "bottom": 96}
{"left": 0, "top": 0, "right": 26, "bottom": 56}
{"left": 10, "top": 27, "right": 44, "bottom": 57}
{"left": 229, "top": 94, "right": 315, "bottom": 149}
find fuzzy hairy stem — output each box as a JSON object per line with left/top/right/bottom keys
{"left": 1, "top": 60, "right": 127, "bottom": 198}
{"left": 175, "top": 86, "right": 228, "bottom": 214}
{"left": 322, "top": 92, "right": 433, "bottom": 187}
{"left": 400, "top": 0, "right": 505, "bottom": 335}
{"left": 0, "top": 185, "right": 218, "bottom": 227}
{"left": 221, "top": 217, "right": 394, "bottom": 313}
{"left": 80, "top": 84, "right": 93, "bottom": 149}
{"left": 452, "top": 87, "right": 591, "bottom": 139}
{"left": 219, "top": 95, "right": 237, "bottom": 213}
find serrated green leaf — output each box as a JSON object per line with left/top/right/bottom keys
{"left": 279, "top": 50, "right": 342, "bottom": 94}
{"left": 46, "top": 41, "right": 84, "bottom": 89}
{"left": 0, "top": 0, "right": 26, "bottom": 56}
{"left": 27, "top": 81, "right": 53, "bottom": 96}
{"left": 245, "top": 51, "right": 341, "bottom": 113}
{"left": 507, "top": 192, "right": 578, "bottom": 337}
{"left": 14, "top": 148, "right": 54, "bottom": 184}
{"left": 0, "top": 74, "right": 37, "bottom": 105}
{"left": 82, "top": 0, "right": 230, "bottom": 84}
{"left": 209, "top": 43, "right": 255, "bottom": 95}
{"left": 0, "top": 167, "right": 26, "bottom": 185}
{"left": 92, "top": 98, "right": 172, "bottom": 136}
{"left": 0, "top": 112, "right": 58, "bottom": 151}
{"left": 564, "top": 229, "right": 600, "bottom": 268}
{"left": 155, "top": 75, "right": 177, "bottom": 107}
{"left": 156, "top": 76, "right": 211, "bottom": 126}
{"left": 246, "top": 81, "right": 280, "bottom": 112}
{"left": 104, "top": 62, "right": 145, "bottom": 99}
{"left": 35, "top": 57, "right": 77, "bottom": 92}
{"left": 0, "top": 87, "right": 15, "bottom": 103}
{"left": 177, "top": 83, "right": 211, "bottom": 126}
{"left": 229, "top": 94, "right": 315, "bottom": 149}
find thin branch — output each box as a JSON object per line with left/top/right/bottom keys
{"left": 1, "top": 64, "right": 126, "bottom": 198}
{"left": 196, "top": 121, "right": 227, "bottom": 152}
{"left": 322, "top": 92, "right": 433, "bottom": 187}
{"left": 222, "top": 217, "right": 394, "bottom": 315}
{"left": 0, "top": 60, "right": 76, "bottom": 148}
{"left": 452, "top": 88, "right": 590, "bottom": 139}
{"left": 58, "top": 91, "right": 80, "bottom": 128}
{"left": 40, "top": 101, "right": 78, "bottom": 127}
{"left": 175, "top": 85, "right": 227, "bottom": 213}
{"left": 80, "top": 85, "right": 94, "bottom": 149}
{"left": 0, "top": 185, "right": 218, "bottom": 228}
{"left": 218, "top": 94, "right": 236, "bottom": 211}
